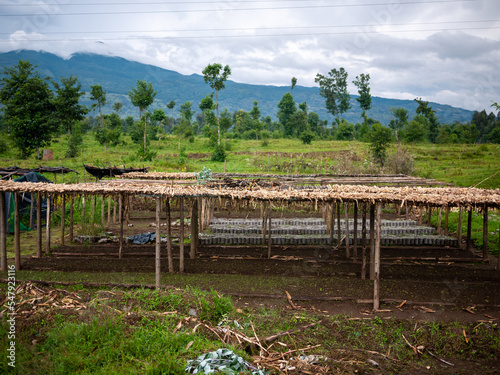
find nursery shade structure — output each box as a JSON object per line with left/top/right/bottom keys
{"left": 0, "top": 179, "right": 499, "bottom": 308}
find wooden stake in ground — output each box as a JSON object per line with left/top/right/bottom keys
{"left": 45, "top": 194, "right": 51, "bottom": 256}
{"left": 166, "top": 198, "right": 174, "bottom": 273}
{"left": 344, "top": 202, "right": 350, "bottom": 259}
{"left": 60, "top": 194, "right": 65, "bottom": 246}
{"left": 119, "top": 194, "right": 123, "bottom": 259}
{"left": 466, "top": 207, "right": 472, "bottom": 251}
{"left": 0, "top": 192, "right": 6, "bottom": 271}
{"left": 353, "top": 202, "right": 358, "bottom": 262}
{"left": 458, "top": 207, "right": 463, "bottom": 249}
{"left": 361, "top": 202, "right": 367, "bottom": 280}
{"left": 190, "top": 198, "right": 198, "bottom": 259}
{"left": 483, "top": 205, "right": 488, "bottom": 261}
{"left": 69, "top": 195, "right": 74, "bottom": 243}
{"left": 373, "top": 202, "right": 382, "bottom": 311}
{"left": 179, "top": 197, "right": 185, "bottom": 273}
{"left": 267, "top": 203, "right": 272, "bottom": 259}
{"left": 14, "top": 192, "right": 21, "bottom": 270}
{"left": 369, "top": 204, "right": 375, "bottom": 280}
{"left": 37, "top": 192, "right": 42, "bottom": 257}
{"left": 155, "top": 196, "right": 161, "bottom": 290}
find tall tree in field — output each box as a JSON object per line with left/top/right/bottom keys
{"left": 167, "top": 100, "right": 176, "bottom": 131}
{"left": 415, "top": 98, "right": 440, "bottom": 143}
{"left": 53, "top": 75, "right": 88, "bottom": 144}
{"left": 0, "top": 59, "right": 57, "bottom": 158}
{"left": 388, "top": 107, "right": 409, "bottom": 140}
{"left": 315, "top": 67, "right": 351, "bottom": 123}
{"left": 277, "top": 92, "right": 297, "bottom": 137}
{"left": 128, "top": 80, "right": 157, "bottom": 153}
{"left": 90, "top": 85, "right": 106, "bottom": 127}
{"left": 352, "top": 73, "right": 372, "bottom": 119}
{"left": 202, "top": 63, "right": 231, "bottom": 146}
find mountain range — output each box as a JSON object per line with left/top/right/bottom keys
{"left": 0, "top": 50, "right": 474, "bottom": 125}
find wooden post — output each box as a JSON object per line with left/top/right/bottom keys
{"left": 344, "top": 203, "right": 350, "bottom": 259}
{"left": 437, "top": 206, "right": 442, "bottom": 236}
{"left": 353, "top": 202, "right": 358, "bottom": 262}
{"left": 466, "top": 207, "right": 472, "bottom": 251}
{"left": 107, "top": 196, "right": 111, "bottom": 226}
{"left": 373, "top": 202, "right": 382, "bottom": 311}
{"left": 361, "top": 202, "right": 367, "bottom": 280}
{"left": 497, "top": 227, "right": 500, "bottom": 271}
{"left": 113, "top": 196, "right": 117, "bottom": 224}
{"left": 155, "top": 197, "right": 161, "bottom": 290}
{"left": 179, "top": 197, "right": 184, "bottom": 273}
{"left": 119, "top": 194, "right": 123, "bottom": 259}
{"left": 14, "top": 193, "right": 21, "bottom": 270}
{"left": 91, "top": 195, "right": 96, "bottom": 229}
{"left": 101, "top": 195, "right": 105, "bottom": 226}
{"left": 45, "top": 194, "right": 51, "bottom": 256}
{"left": 337, "top": 203, "right": 341, "bottom": 250}
{"left": 29, "top": 192, "right": 34, "bottom": 229}
{"left": 60, "top": 194, "right": 65, "bottom": 246}
{"left": 329, "top": 202, "right": 335, "bottom": 246}
{"left": 444, "top": 206, "right": 449, "bottom": 235}
{"left": 0, "top": 193, "right": 6, "bottom": 271}
{"left": 267, "top": 204, "right": 272, "bottom": 259}
{"left": 125, "top": 195, "right": 130, "bottom": 225}
{"left": 418, "top": 205, "right": 423, "bottom": 226}
{"left": 166, "top": 198, "right": 174, "bottom": 273}
{"left": 190, "top": 198, "right": 198, "bottom": 259}
{"left": 427, "top": 205, "right": 432, "bottom": 225}
{"left": 369, "top": 204, "right": 375, "bottom": 280}
{"left": 483, "top": 205, "right": 488, "bottom": 261}
{"left": 458, "top": 207, "right": 463, "bottom": 248}
{"left": 69, "top": 195, "right": 74, "bottom": 243}
{"left": 261, "top": 201, "right": 267, "bottom": 245}
{"left": 37, "top": 192, "right": 42, "bottom": 257}
{"left": 82, "top": 195, "right": 86, "bottom": 234}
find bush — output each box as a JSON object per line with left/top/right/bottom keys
{"left": 136, "top": 147, "right": 157, "bottom": 162}
{"left": 211, "top": 144, "right": 226, "bottom": 162}
{"left": 386, "top": 144, "right": 415, "bottom": 175}
{"left": 300, "top": 130, "right": 315, "bottom": 145}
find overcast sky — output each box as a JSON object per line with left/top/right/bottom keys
{"left": 0, "top": 0, "right": 499, "bottom": 112}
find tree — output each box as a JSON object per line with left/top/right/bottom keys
{"left": 277, "top": 92, "right": 297, "bottom": 137}
{"left": 128, "top": 80, "right": 157, "bottom": 153}
{"left": 167, "top": 100, "right": 176, "bottom": 133}
{"left": 112, "top": 102, "right": 123, "bottom": 114}
{"left": 405, "top": 114, "right": 427, "bottom": 143}
{"left": 388, "top": 107, "right": 409, "bottom": 140}
{"left": 0, "top": 59, "right": 57, "bottom": 158}
{"left": 291, "top": 77, "right": 297, "bottom": 92}
{"left": 90, "top": 85, "right": 107, "bottom": 148}
{"left": 415, "top": 98, "right": 440, "bottom": 143}
{"left": 315, "top": 67, "right": 351, "bottom": 123}
{"left": 151, "top": 108, "right": 166, "bottom": 147}
{"left": 250, "top": 100, "right": 261, "bottom": 120}
{"left": 202, "top": 63, "right": 231, "bottom": 146}
{"left": 353, "top": 73, "right": 372, "bottom": 119}
{"left": 368, "top": 123, "right": 393, "bottom": 165}
{"left": 176, "top": 101, "right": 195, "bottom": 149}
{"left": 53, "top": 75, "right": 88, "bottom": 146}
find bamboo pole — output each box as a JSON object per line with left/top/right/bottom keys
{"left": 29, "top": 192, "right": 34, "bottom": 229}
{"left": 179, "top": 197, "right": 185, "bottom": 273}
{"left": 45, "top": 194, "right": 51, "bottom": 256}
{"left": 444, "top": 206, "right": 449, "bottom": 235}
{"left": 418, "top": 206, "right": 423, "bottom": 225}
{"left": 353, "top": 202, "right": 358, "bottom": 262}
{"left": 119, "top": 194, "right": 123, "bottom": 259}
{"left": 337, "top": 203, "right": 341, "bottom": 250}
{"left": 344, "top": 202, "right": 350, "bottom": 259}
{"left": 60, "top": 194, "right": 65, "bottom": 246}
{"left": 125, "top": 195, "right": 130, "bottom": 225}
{"left": 101, "top": 195, "right": 105, "bottom": 226}
{"left": 0, "top": 193, "right": 6, "bottom": 271}
{"left": 166, "top": 198, "right": 174, "bottom": 273}
{"left": 155, "top": 197, "right": 161, "bottom": 290}
{"left": 427, "top": 205, "right": 432, "bottom": 225}
{"left": 190, "top": 198, "right": 198, "bottom": 259}
{"left": 262, "top": 201, "right": 267, "bottom": 245}
{"left": 267, "top": 203, "right": 272, "bottom": 259}
{"left": 91, "top": 195, "right": 96, "bottom": 229}
{"left": 373, "top": 202, "right": 382, "bottom": 311}
{"left": 329, "top": 202, "right": 335, "bottom": 246}
{"left": 458, "top": 207, "right": 463, "bottom": 248}
{"left": 14, "top": 193, "right": 21, "bottom": 270}
{"left": 361, "top": 202, "right": 367, "bottom": 280}
{"left": 37, "top": 192, "right": 42, "bottom": 257}
{"left": 466, "top": 208, "right": 472, "bottom": 252}
{"left": 69, "top": 195, "right": 74, "bottom": 243}
{"left": 369, "top": 204, "right": 375, "bottom": 280}
{"left": 483, "top": 205, "right": 488, "bottom": 261}
{"left": 107, "top": 196, "right": 111, "bottom": 226}
{"left": 113, "top": 196, "right": 117, "bottom": 224}
{"left": 437, "top": 206, "right": 442, "bottom": 236}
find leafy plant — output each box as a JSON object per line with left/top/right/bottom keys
{"left": 185, "top": 348, "right": 267, "bottom": 374}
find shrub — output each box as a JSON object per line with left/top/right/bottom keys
{"left": 386, "top": 144, "right": 415, "bottom": 175}
{"left": 211, "top": 144, "right": 226, "bottom": 162}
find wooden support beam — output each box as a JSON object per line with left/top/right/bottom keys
{"left": 91, "top": 195, "right": 96, "bottom": 228}
{"left": 361, "top": 202, "right": 367, "bottom": 280}
{"left": 483, "top": 205, "right": 488, "bottom": 261}
{"left": 329, "top": 202, "right": 334, "bottom": 246}
{"left": 0, "top": 192, "right": 6, "bottom": 271}
{"left": 29, "top": 192, "right": 34, "bottom": 229}
{"left": 155, "top": 197, "right": 161, "bottom": 290}
{"left": 60, "top": 194, "right": 65, "bottom": 246}
{"left": 101, "top": 195, "right": 105, "bottom": 227}
{"left": 190, "top": 198, "right": 198, "bottom": 259}
{"left": 466, "top": 208, "right": 472, "bottom": 252}
{"left": 14, "top": 193, "right": 21, "bottom": 270}
{"left": 427, "top": 205, "right": 432, "bottom": 225}
{"left": 37, "top": 192, "right": 42, "bottom": 257}
{"left": 113, "top": 195, "right": 117, "bottom": 224}
{"left": 119, "top": 194, "right": 123, "bottom": 259}
{"left": 267, "top": 203, "right": 272, "bottom": 259}
{"left": 262, "top": 201, "right": 267, "bottom": 245}
{"left": 353, "top": 202, "right": 358, "bottom": 263}
{"left": 344, "top": 203, "right": 350, "bottom": 259}
{"left": 45, "top": 194, "right": 51, "bottom": 256}
{"left": 166, "top": 198, "right": 174, "bottom": 273}
{"left": 82, "top": 195, "right": 86, "bottom": 234}
{"left": 179, "top": 197, "right": 185, "bottom": 273}
{"left": 337, "top": 202, "right": 341, "bottom": 251}
{"left": 69, "top": 195, "right": 74, "bottom": 243}
{"left": 444, "top": 206, "right": 449, "bottom": 235}
{"left": 498, "top": 226, "right": 500, "bottom": 271}
{"left": 437, "top": 206, "right": 442, "bottom": 236}
{"left": 369, "top": 204, "right": 375, "bottom": 280}
{"left": 107, "top": 196, "right": 111, "bottom": 226}
{"left": 373, "top": 202, "right": 382, "bottom": 311}
{"left": 458, "top": 207, "right": 463, "bottom": 249}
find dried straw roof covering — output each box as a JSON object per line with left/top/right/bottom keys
{"left": 119, "top": 172, "right": 197, "bottom": 180}
{"left": 0, "top": 180, "right": 499, "bottom": 208}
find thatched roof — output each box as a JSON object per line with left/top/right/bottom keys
{"left": 0, "top": 180, "right": 498, "bottom": 208}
